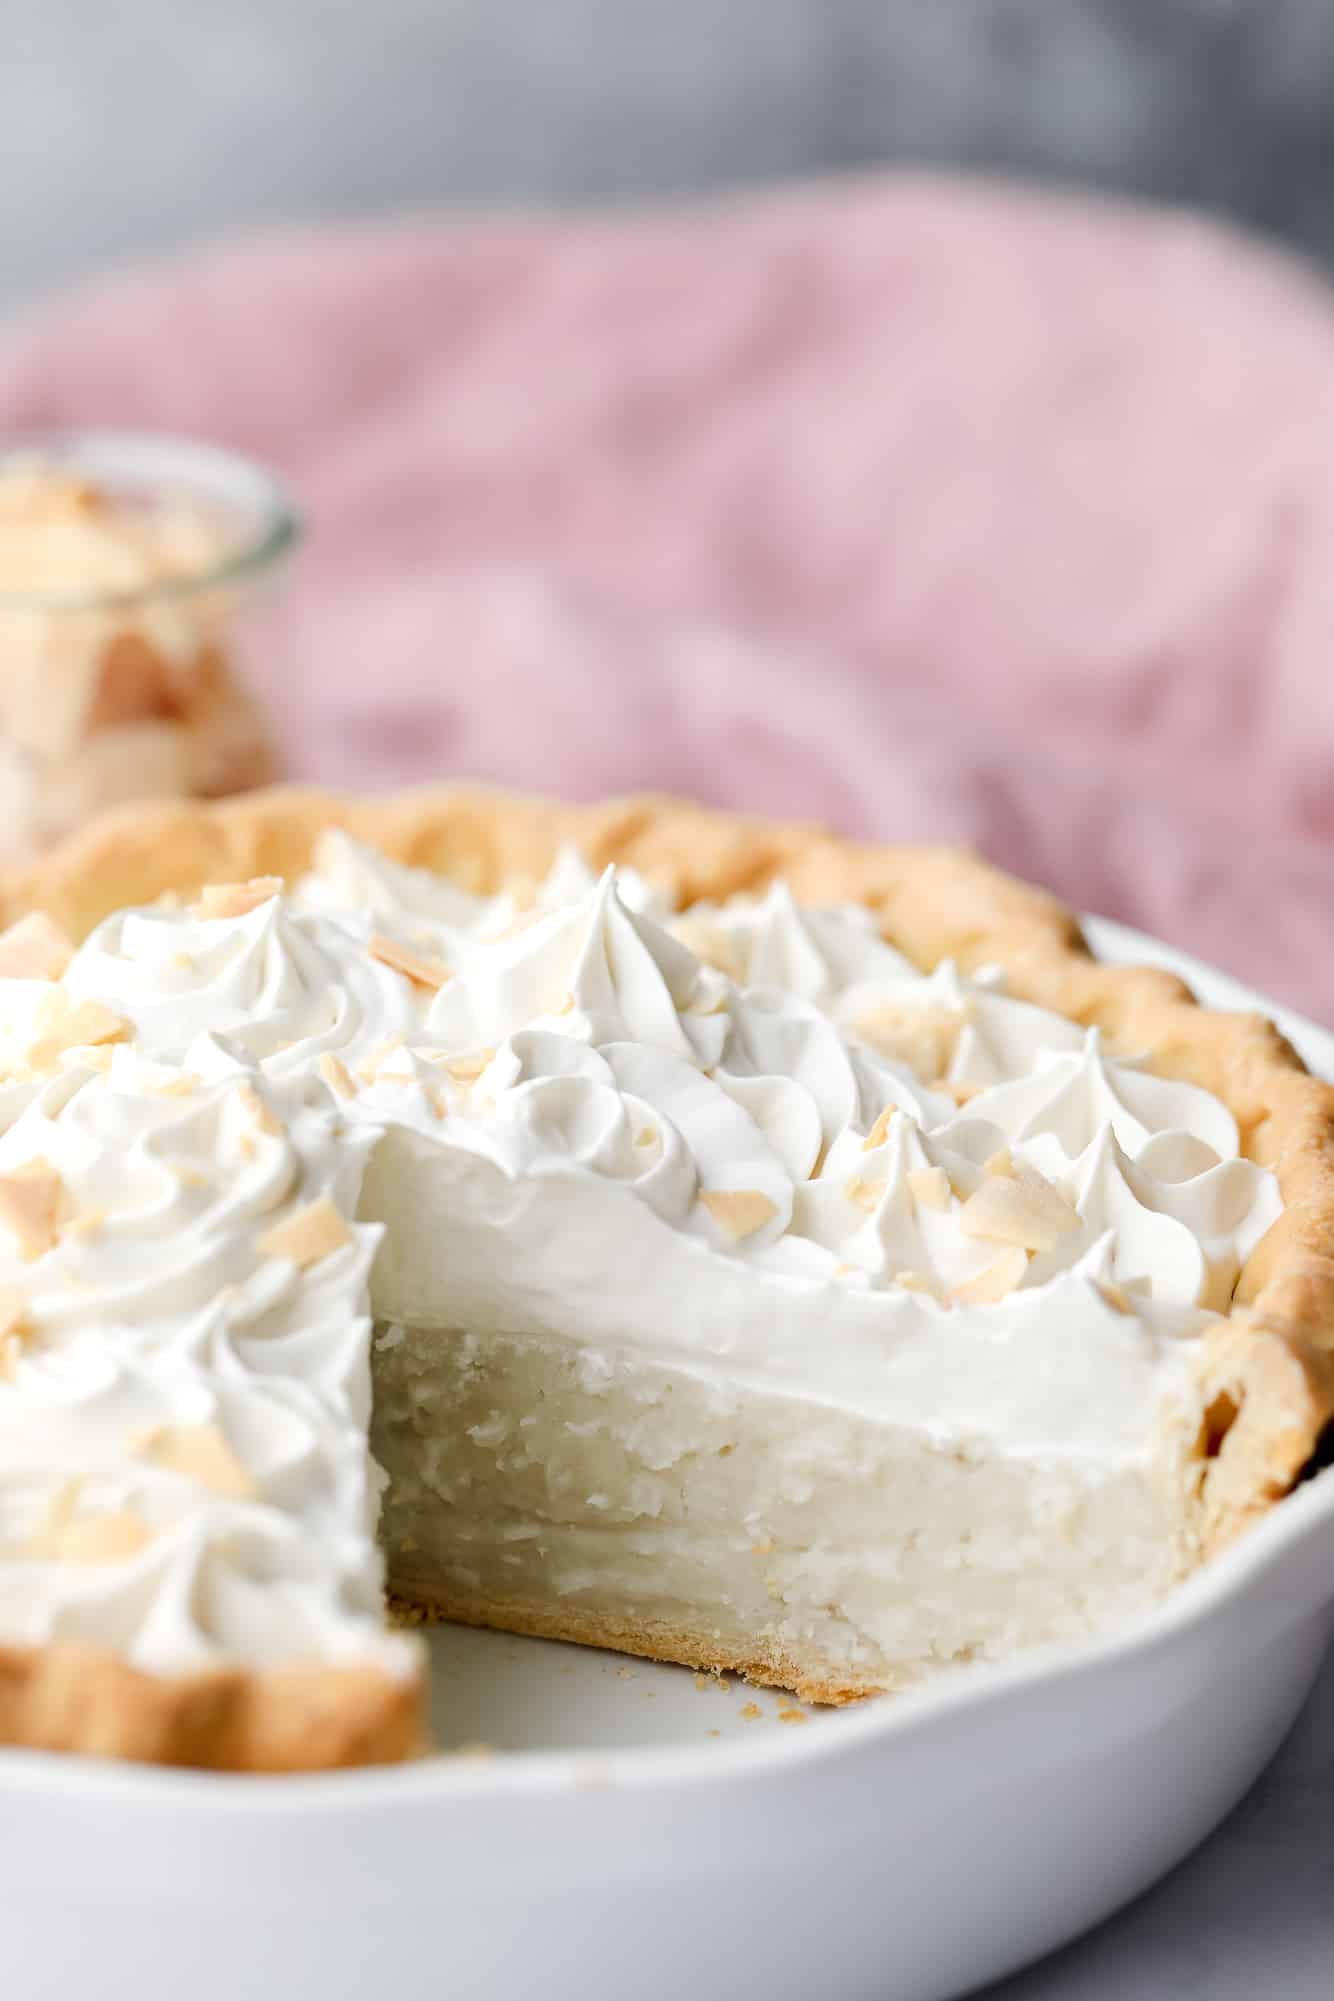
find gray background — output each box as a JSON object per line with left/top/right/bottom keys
{"left": 8, "top": 0, "right": 1334, "bottom": 316}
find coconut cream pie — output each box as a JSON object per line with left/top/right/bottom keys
{"left": 0, "top": 788, "right": 1330, "bottom": 1770}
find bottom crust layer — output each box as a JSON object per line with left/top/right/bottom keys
{"left": 390, "top": 1587, "right": 889, "bottom": 1708}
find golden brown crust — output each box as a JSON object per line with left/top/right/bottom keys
{"left": 0, "top": 1640, "right": 425, "bottom": 1770}
{"left": 3, "top": 783, "right": 1332, "bottom": 1755}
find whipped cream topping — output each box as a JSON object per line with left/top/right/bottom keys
{"left": 0, "top": 830, "right": 1283, "bottom": 1676}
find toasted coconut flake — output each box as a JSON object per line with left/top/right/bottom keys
{"left": 257, "top": 1196, "right": 352, "bottom": 1270}
{"left": 318, "top": 1053, "right": 358, "bottom": 1100}
{"left": 0, "top": 912, "right": 74, "bottom": 981}
{"left": 444, "top": 1048, "right": 494, "bottom": 1083}
{"left": 908, "top": 1165, "right": 950, "bottom": 1212}
{"left": 948, "top": 1247, "right": 1030, "bottom": 1306}
{"left": 356, "top": 1034, "right": 406, "bottom": 1084}
{"left": 152, "top": 1072, "right": 201, "bottom": 1098}
{"left": 0, "top": 1287, "right": 32, "bottom": 1378}
{"left": 59, "top": 999, "right": 130, "bottom": 1047}
{"left": 29, "top": 993, "right": 129, "bottom": 1070}
{"left": 368, "top": 932, "right": 451, "bottom": 991}
{"left": 862, "top": 1106, "right": 896, "bottom": 1152}
{"left": 844, "top": 1175, "right": 886, "bottom": 1213}
{"left": 192, "top": 877, "right": 283, "bottom": 921}
{"left": 32, "top": 1509, "right": 154, "bottom": 1566}
{"left": 352, "top": 1040, "right": 404, "bottom": 1088}
{"left": 0, "top": 1161, "right": 66, "bottom": 1260}
{"left": 935, "top": 1077, "right": 980, "bottom": 1106}
{"left": 699, "top": 1189, "right": 778, "bottom": 1241}
{"left": 894, "top": 1268, "right": 941, "bottom": 1297}
{"left": 0, "top": 1286, "right": 28, "bottom": 1336}
{"left": 984, "top": 1147, "right": 1015, "bottom": 1178}
{"left": 959, "top": 1165, "right": 1078, "bottom": 1253}
{"left": 135, "top": 1423, "right": 256, "bottom": 1499}
{"left": 1096, "top": 1279, "right": 1133, "bottom": 1315}
{"left": 855, "top": 1004, "right": 961, "bottom": 1082}
{"left": 236, "top": 1082, "right": 283, "bottom": 1138}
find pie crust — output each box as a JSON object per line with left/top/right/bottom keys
{"left": 1, "top": 784, "right": 1330, "bottom": 1768}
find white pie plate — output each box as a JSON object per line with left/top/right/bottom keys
{"left": 2, "top": 917, "right": 1332, "bottom": 2001}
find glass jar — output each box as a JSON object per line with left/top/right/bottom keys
{"left": 0, "top": 431, "right": 301, "bottom": 862}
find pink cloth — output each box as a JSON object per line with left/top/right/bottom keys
{"left": 3, "top": 176, "right": 1333, "bottom": 1017}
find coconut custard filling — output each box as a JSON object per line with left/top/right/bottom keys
{"left": 0, "top": 831, "right": 1282, "bottom": 1699}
